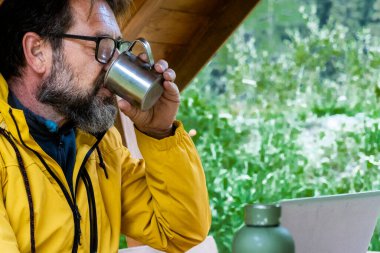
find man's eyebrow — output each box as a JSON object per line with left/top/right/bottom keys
{"left": 94, "top": 32, "right": 123, "bottom": 40}
{"left": 94, "top": 32, "right": 112, "bottom": 37}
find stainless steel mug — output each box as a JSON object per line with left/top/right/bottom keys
{"left": 104, "top": 38, "right": 164, "bottom": 111}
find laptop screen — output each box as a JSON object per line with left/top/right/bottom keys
{"left": 280, "top": 191, "right": 380, "bottom": 253}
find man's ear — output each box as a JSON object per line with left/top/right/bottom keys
{"left": 22, "top": 32, "right": 51, "bottom": 74}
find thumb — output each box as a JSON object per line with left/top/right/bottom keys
{"left": 118, "top": 99, "right": 139, "bottom": 122}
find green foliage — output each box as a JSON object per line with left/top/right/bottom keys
{"left": 178, "top": 6, "right": 380, "bottom": 253}
{"left": 243, "top": 0, "right": 305, "bottom": 52}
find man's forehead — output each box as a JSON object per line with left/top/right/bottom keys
{"left": 70, "top": 0, "right": 120, "bottom": 37}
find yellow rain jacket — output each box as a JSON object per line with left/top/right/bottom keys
{"left": 0, "top": 74, "right": 211, "bottom": 253}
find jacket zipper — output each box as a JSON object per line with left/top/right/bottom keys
{"left": 9, "top": 108, "right": 105, "bottom": 252}
{"left": 82, "top": 169, "right": 98, "bottom": 253}
{"left": 74, "top": 132, "right": 105, "bottom": 253}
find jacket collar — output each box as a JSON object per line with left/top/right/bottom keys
{"left": 0, "top": 74, "right": 103, "bottom": 188}
{"left": 0, "top": 74, "right": 76, "bottom": 183}
{"left": 0, "top": 73, "right": 8, "bottom": 102}
{"left": 0, "top": 74, "right": 37, "bottom": 147}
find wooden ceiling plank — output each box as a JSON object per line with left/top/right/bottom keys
{"left": 173, "top": 0, "right": 260, "bottom": 91}
{"left": 125, "top": 0, "right": 146, "bottom": 18}
{"left": 160, "top": 0, "right": 220, "bottom": 14}
{"left": 149, "top": 42, "right": 185, "bottom": 64}
{"left": 121, "top": 0, "right": 165, "bottom": 40}
{"left": 137, "top": 9, "right": 209, "bottom": 45}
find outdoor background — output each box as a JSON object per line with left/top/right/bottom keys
{"left": 176, "top": 0, "right": 380, "bottom": 252}
{"left": 118, "top": 0, "right": 380, "bottom": 251}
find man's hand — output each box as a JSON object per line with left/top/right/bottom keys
{"left": 118, "top": 57, "right": 180, "bottom": 139}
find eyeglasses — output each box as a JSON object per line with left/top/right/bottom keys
{"left": 51, "top": 34, "right": 131, "bottom": 64}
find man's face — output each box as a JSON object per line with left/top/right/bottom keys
{"left": 37, "top": 0, "right": 122, "bottom": 133}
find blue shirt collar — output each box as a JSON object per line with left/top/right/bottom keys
{"left": 7, "top": 91, "right": 73, "bottom": 136}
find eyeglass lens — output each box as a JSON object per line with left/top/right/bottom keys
{"left": 97, "top": 38, "right": 116, "bottom": 63}
{"left": 119, "top": 41, "right": 131, "bottom": 53}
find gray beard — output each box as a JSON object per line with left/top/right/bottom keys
{"left": 37, "top": 51, "right": 117, "bottom": 134}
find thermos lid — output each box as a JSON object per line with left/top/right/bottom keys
{"left": 244, "top": 203, "right": 281, "bottom": 226}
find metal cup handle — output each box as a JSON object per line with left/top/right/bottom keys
{"left": 127, "top": 38, "right": 155, "bottom": 69}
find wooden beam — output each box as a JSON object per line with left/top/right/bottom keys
{"left": 121, "top": 0, "right": 165, "bottom": 41}
{"left": 160, "top": 0, "right": 221, "bottom": 14}
{"left": 173, "top": 0, "right": 261, "bottom": 91}
{"left": 137, "top": 9, "right": 209, "bottom": 45}
{"left": 149, "top": 42, "right": 185, "bottom": 65}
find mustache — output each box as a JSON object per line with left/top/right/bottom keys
{"left": 92, "top": 72, "right": 107, "bottom": 96}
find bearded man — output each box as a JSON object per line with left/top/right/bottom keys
{"left": 0, "top": 0, "right": 211, "bottom": 252}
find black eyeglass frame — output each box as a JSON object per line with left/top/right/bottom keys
{"left": 51, "top": 33, "right": 130, "bottom": 64}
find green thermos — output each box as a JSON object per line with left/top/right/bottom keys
{"left": 232, "top": 203, "right": 295, "bottom": 253}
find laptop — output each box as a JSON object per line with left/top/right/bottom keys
{"left": 280, "top": 191, "right": 380, "bottom": 253}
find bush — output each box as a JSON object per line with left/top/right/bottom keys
{"left": 178, "top": 6, "right": 380, "bottom": 253}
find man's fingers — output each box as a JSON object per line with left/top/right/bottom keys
{"left": 154, "top": 59, "right": 169, "bottom": 73}
{"left": 162, "top": 81, "right": 180, "bottom": 103}
{"left": 163, "top": 68, "right": 176, "bottom": 82}
{"left": 138, "top": 56, "right": 170, "bottom": 75}
{"left": 138, "top": 53, "right": 148, "bottom": 62}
